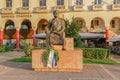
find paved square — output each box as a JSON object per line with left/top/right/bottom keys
{"left": 0, "top": 51, "right": 120, "bottom": 80}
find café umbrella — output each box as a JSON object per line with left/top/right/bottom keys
{"left": 107, "top": 35, "right": 120, "bottom": 42}
{"left": 33, "top": 32, "right": 104, "bottom": 39}
{"left": 79, "top": 32, "right": 104, "bottom": 39}
{"left": 32, "top": 33, "right": 46, "bottom": 39}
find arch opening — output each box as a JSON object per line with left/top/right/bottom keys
{"left": 110, "top": 17, "right": 120, "bottom": 33}
{"left": 75, "top": 17, "right": 86, "bottom": 32}
{"left": 4, "top": 20, "right": 16, "bottom": 46}
{"left": 20, "top": 19, "right": 32, "bottom": 39}
{"left": 37, "top": 19, "right": 48, "bottom": 33}
{"left": 91, "top": 17, "right": 105, "bottom": 33}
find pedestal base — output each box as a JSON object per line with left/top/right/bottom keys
{"left": 32, "top": 49, "right": 83, "bottom": 72}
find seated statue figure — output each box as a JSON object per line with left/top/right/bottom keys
{"left": 45, "top": 10, "right": 66, "bottom": 50}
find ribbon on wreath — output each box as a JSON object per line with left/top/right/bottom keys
{"left": 47, "top": 49, "right": 57, "bottom": 68}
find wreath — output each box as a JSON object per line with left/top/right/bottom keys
{"left": 44, "top": 49, "right": 59, "bottom": 62}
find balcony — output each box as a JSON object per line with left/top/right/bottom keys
{"left": 1, "top": 8, "right": 13, "bottom": 14}
{"left": 92, "top": 4, "right": 105, "bottom": 10}
{"left": 17, "top": 7, "right": 30, "bottom": 13}
{"left": 112, "top": 4, "right": 120, "bottom": 10}
{"left": 54, "top": 5, "right": 67, "bottom": 12}
{"left": 73, "top": 5, "right": 85, "bottom": 11}
{"left": 35, "top": 6, "right": 48, "bottom": 13}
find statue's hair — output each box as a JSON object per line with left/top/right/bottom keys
{"left": 53, "top": 10, "right": 59, "bottom": 14}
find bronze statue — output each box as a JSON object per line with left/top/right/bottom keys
{"left": 46, "top": 10, "right": 66, "bottom": 50}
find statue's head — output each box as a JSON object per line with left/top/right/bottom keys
{"left": 53, "top": 10, "right": 59, "bottom": 18}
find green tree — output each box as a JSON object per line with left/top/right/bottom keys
{"left": 65, "top": 17, "right": 82, "bottom": 48}
{"left": 20, "top": 40, "right": 34, "bottom": 57}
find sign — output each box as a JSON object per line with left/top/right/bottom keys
{"left": 1, "top": 14, "right": 14, "bottom": 18}
{"left": 16, "top": 14, "right": 32, "bottom": 17}
{"left": 1, "top": 14, "right": 32, "bottom": 18}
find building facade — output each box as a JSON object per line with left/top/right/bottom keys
{"left": 0, "top": 0, "right": 120, "bottom": 49}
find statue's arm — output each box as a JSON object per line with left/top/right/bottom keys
{"left": 58, "top": 20, "right": 65, "bottom": 34}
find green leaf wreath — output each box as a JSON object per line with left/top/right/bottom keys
{"left": 44, "top": 49, "right": 59, "bottom": 62}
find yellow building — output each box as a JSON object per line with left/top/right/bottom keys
{"left": 0, "top": 0, "right": 120, "bottom": 49}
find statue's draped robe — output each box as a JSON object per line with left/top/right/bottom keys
{"left": 46, "top": 18, "right": 65, "bottom": 49}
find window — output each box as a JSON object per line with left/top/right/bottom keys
{"left": 23, "top": 0, "right": 29, "bottom": 7}
{"left": 76, "top": 20, "right": 83, "bottom": 25}
{"left": 110, "top": 19, "right": 120, "bottom": 28}
{"left": 40, "top": 0, "right": 46, "bottom": 6}
{"left": 57, "top": 0, "right": 64, "bottom": 5}
{"left": 114, "top": 0, "right": 120, "bottom": 4}
{"left": 95, "top": 0, "right": 102, "bottom": 4}
{"left": 76, "top": 0, "right": 83, "bottom": 5}
{"left": 111, "top": 20, "right": 115, "bottom": 28}
{"left": 6, "top": 0, "right": 12, "bottom": 7}
{"left": 94, "top": 20, "right": 99, "bottom": 26}
{"left": 92, "top": 20, "right": 99, "bottom": 27}
{"left": 75, "top": 18, "right": 85, "bottom": 27}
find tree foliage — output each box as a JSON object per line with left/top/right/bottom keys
{"left": 21, "top": 40, "right": 34, "bottom": 57}
{"left": 65, "top": 17, "right": 82, "bottom": 48}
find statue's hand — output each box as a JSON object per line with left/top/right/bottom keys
{"left": 52, "top": 31, "right": 58, "bottom": 34}
{"left": 52, "top": 31, "right": 61, "bottom": 35}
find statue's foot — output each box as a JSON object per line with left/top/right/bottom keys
{"left": 62, "top": 48, "right": 66, "bottom": 50}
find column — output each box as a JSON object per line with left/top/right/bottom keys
{"left": 65, "top": 0, "right": 69, "bottom": 10}
{"left": 106, "top": 29, "right": 109, "bottom": 46}
{"left": 0, "top": 30, "right": 3, "bottom": 46}
{"left": 87, "top": 29, "right": 90, "bottom": 33}
{"left": 33, "top": 30, "right": 37, "bottom": 47}
{"left": 16, "top": 30, "right": 20, "bottom": 49}
{"left": 86, "top": 28, "right": 90, "bottom": 46}
{"left": 85, "top": 27, "right": 90, "bottom": 46}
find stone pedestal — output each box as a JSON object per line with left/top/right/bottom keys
{"left": 52, "top": 38, "right": 74, "bottom": 50}
{"left": 32, "top": 49, "right": 83, "bottom": 72}
{"left": 65, "top": 38, "right": 74, "bottom": 50}
{"left": 32, "top": 37, "right": 83, "bottom": 72}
